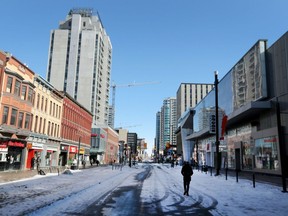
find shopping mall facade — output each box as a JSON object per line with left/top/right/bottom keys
{"left": 179, "top": 31, "right": 288, "bottom": 176}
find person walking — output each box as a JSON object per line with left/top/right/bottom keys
{"left": 181, "top": 161, "right": 193, "bottom": 196}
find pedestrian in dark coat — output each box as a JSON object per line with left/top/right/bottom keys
{"left": 181, "top": 161, "right": 193, "bottom": 196}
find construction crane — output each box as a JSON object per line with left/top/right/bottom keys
{"left": 114, "top": 124, "right": 142, "bottom": 130}
{"left": 110, "top": 81, "right": 161, "bottom": 128}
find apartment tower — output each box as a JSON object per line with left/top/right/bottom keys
{"left": 160, "top": 97, "right": 177, "bottom": 155}
{"left": 46, "top": 8, "right": 112, "bottom": 127}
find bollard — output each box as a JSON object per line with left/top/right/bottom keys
{"left": 225, "top": 168, "right": 228, "bottom": 180}
{"left": 210, "top": 166, "right": 212, "bottom": 176}
{"left": 236, "top": 170, "right": 239, "bottom": 183}
{"left": 57, "top": 168, "right": 59, "bottom": 176}
{"left": 253, "top": 173, "right": 255, "bottom": 188}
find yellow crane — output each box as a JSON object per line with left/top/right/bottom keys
{"left": 110, "top": 81, "right": 161, "bottom": 128}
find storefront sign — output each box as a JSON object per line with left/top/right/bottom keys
{"left": 79, "top": 148, "right": 85, "bottom": 154}
{"left": 8, "top": 141, "right": 25, "bottom": 148}
{"left": 32, "top": 143, "right": 44, "bottom": 150}
{"left": 69, "top": 146, "right": 78, "bottom": 153}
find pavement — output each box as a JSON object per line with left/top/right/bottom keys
{"left": 0, "top": 169, "right": 37, "bottom": 183}
{"left": 0, "top": 163, "right": 111, "bottom": 183}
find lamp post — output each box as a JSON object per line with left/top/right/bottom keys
{"left": 77, "top": 136, "right": 81, "bottom": 169}
{"left": 129, "top": 143, "right": 132, "bottom": 167}
{"left": 214, "top": 71, "right": 220, "bottom": 176}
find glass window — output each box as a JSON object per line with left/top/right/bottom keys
{"left": 6, "top": 77, "right": 13, "bottom": 93}
{"left": 25, "top": 113, "right": 31, "bottom": 129}
{"left": 28, "top": 88, "right": 33, "bottom": 103}
{"left": 21, "top": 85, "right": 27, "bottom": 100}
{"left": 2, "top": 107, "right": 9, "bottom": 124}
{"left": 41, "top": 96, "right": 44, "bottom": 111}
{"left": 10, "top": 108, "right": 18, "bottom": 126}
{"left": 45, "top": 99, "right": 48, "bottom": 113}
{"left": 34, "top": 116, "right": 38, "bottom": 132}
{"left": 254, "top": 136, "right": 279, "bottom": 171}
{"left": 18, "top": 112, "right": 24, "bottom": 128}
{"left": 14, "top": 80, "right": 21, "bottom": 96}
{"left": 37, "top": 94, "right": 40, "bottom": 109}
{"left": 39, "top": 117, "right": 42, "bottom": 133}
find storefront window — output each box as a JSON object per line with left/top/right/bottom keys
{"left": 254, "top": 136, "right": 279, "bottom": 171}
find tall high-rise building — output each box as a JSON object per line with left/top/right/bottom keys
{"left": 159, "top": 97, "right": 177, "bottom": 154}
{"left": 155, "top": 111, "right": 161, "bottom": 155}
{"left": 46, "top": 8, "right": 112, "bottom": 127}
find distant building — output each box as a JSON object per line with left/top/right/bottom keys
{"left": 176, "top": 83, "right": 213, "bottom": 156}
{"left": 154, "top": 111, "right": 161, "bottom": 156}
{"left": 158, "top": 97, "right": 177, "bottom": 157}
{"left": 46, "top": 8, "right": 112, "bottom": 127}
{"left": 176, "top": 83, "right": 214, "bottom": 121}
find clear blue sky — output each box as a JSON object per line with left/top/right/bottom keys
{"left": 1, "top": 0, "right": 288, "bottom": 154}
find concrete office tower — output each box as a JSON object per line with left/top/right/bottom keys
{"left": 176, "top": 83, "right": 214, "bottom": 121}
{"left": 47, "top": 8, "right": 112, "bottom": 127}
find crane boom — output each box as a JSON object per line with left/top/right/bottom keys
{"left": 110, "top": 81, "right": 161, "bottom": 128}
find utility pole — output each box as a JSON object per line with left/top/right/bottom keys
{"left": 214, "top": 71, "right": 220, "bottom": 176}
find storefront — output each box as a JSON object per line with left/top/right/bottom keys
{"left": 68, "top": 145, "right": 78, "bottom": 165}
{"left": 26, "top": 142, "right": 43, "bottom": 169}
{"left": 59, "top": 144, "right": 69, "bottom": 166}
{"left": 0, "top": 140, "right": 26, "bottom": 170}
{"left": 254, "top": 136, "right": 279, "bottom": 171}
{"left": 45, "top": 146, "right": 58, "bottom": 167}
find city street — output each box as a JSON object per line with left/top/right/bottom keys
{"left": 0, "top": 163, "right": 287, "bottom": 216}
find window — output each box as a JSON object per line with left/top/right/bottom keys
{"left": 45, "top": 99, "right": 48, "bottom": 113}
{"left": 254, "top": 136, "right": 279, "bottom": 171}
{"left": 28, "top": 88, "right": 33, "bottom": 103}
{"left": 50, "top": 101, "right": 52, "bottom": 115}
{"left": 2, "top": 107, "right": 9, "bottom": 124}
{"left": 21, "top": 86, "right": 27, "bottom": 100}
{"left": 14, "top": 80, "right": 21, "bottom": 96}
{"left": 37, "top": 94, "right": 40, "bottom": 109}
{"left": 34, "top": 116, "right": 38, "bottom": 132}
{"left": 43, "top": 119, "right": 46, "bottom": 134}
{"left": 25, "top": 113, "right": 31, "bottom": 129}
{"left": 41, "top": 96, "right": 44, "bottom": 111}
{"left": 39, "top": 117, "right": 42, "bottom": 133}
{"left": 47, "top": 121, "right": 51, "bottom": 135}
{"left": 18, "top": 112, "right": 24, "bottom": 128}
{"left": 53, "top": 103, "right": 55, "bottom": 116}
{"left": 10, "top": 108, "right": 18, "bottom": 126}
{"left": 6, "top": 77, "right": 13, "bottom": 93}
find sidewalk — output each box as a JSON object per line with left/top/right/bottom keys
{"left": 195, "top": 166, "right": 288, "bottom": 190}
{"left": 0, "top": 164, "right": 104, "bottom": 184}
{"left": 0, "top": 169, "right": 39, "bottom": 183}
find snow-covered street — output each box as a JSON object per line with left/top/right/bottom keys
{"left": 0, "top": 163, "right": 287, "bottom": 216}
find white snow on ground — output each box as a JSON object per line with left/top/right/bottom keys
{"left": 0, "top": 164, "right": 287, "bottom": 216}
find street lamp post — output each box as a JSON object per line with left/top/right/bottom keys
{"left": 129, "top": 143, "right": 132, "bottom": 167}
{"left": 214, "top": 71, "right": 220, "bottom": 176}
{"left": 77, "top": 136, "right": 81, "bottom": 169}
